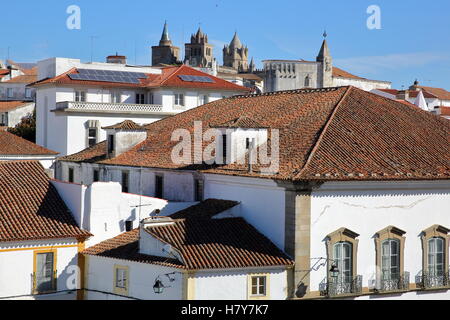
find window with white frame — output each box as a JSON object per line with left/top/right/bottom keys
{"left": 428, "top": 237, "right": 445, "bottom": 277}
{"left": 381, "top": 239, "right": 400, "bottom": 281}
{"left": 250, "top": 276, "right": 267, "bottom": 296}
{"left": 149, "top": 93, "right": 154, "bottom": 104}
{"left": 174, "top": 93, "right": 185, "bottom": 106}
{"left": 333, "top": 242, "right": 353, "bottom": 283}
{"left": 75, "top": 90, "right": 86, "bottom": 102}
{"left": 199, "top": 94, "right": 209, "bottom": 105}
{"left": 7, "top": 88, "right": 13, "bottom": 98}
{"left": 87, "top": 128, "right": 97, "bottom": 147}
{"left": 115, "top": 267, "right": 128, "bottom": 289}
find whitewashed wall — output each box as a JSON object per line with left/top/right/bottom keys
{"left": 333, "top": 77, "right": 391, "bottom": 91}
{"left": 85, "top": 255, "right": 182, "bottom": 300}
{"left": 0, "top": 155, "right": 55, "bottom": 169}
{"left": 0, "top": 238, "right": 80, "bottom": 300}
{"left": 194, "top": 268, "right": 288, "bottom": 300}
{"left": 309, "top": 180, "right": 450, "bottom": 299}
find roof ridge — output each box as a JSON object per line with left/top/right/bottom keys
{"left": 230, "top": 86, "right": 348, "bottom": 100}
{"left": 294, "top": 86, "right": 354, "bottom": 180}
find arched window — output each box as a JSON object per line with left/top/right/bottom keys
{"left": 304, "top": 75, "right": 310, "bottom": 87}
{"left": 428, "top": 237, "right": 445, "bottom": 277}
{"left": 381, "top": 239, "right": 400, "bottom": 281}
{"left": 333, "top": 242, "right": 353, "bottom": 283}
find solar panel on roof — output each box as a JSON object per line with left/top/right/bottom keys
{"left": 70, "top": 69, "right": 148, "bottom": 84}
{"left": 178, "top": 75, "right": 215, "bottom": 83}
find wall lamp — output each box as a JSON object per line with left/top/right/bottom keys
{"left": 153, "top": 272, "right": 180, "bottom": 294}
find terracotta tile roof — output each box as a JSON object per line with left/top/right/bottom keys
{"left": 84, "top": 200, "right": 293, "bottom": 270}
{"left": 332, "top": 67, "right": 365, "bottom": 80}
{"left": 170, "top": 199, "right": 239, "bottom": 219}
{"left": 440, "top": 106, "right": 450, "bottom": 116}
{"left": 58, "top": 141, "right": 106, "bottom": 163}
{"left": 212, "top": 116, "right": 266, "bottom": 128}
{"left": 82, "top": 229, "right": 184, "bottom": 268}
{"left": 416, "top": 86, "right": 450, "bottom": 101}
{"left": 4, "top": 74, "right": 37, "bottom": 84}
{"left": 30, "top": 65, "right": 249, "bottom": 92}
{"left": 0, "top": 130, "right": 58, "bottom": 156}
{"left": 98, "top": 86, "right": 449, "bottom": 181}
{"left": 102, "top": 120, "right": 145, "bottom": 130}
{"left": 0, "top": 101, "right": 33, "bottom": 113}
{"left": 0, "top": 161, "right": 91, "bottom": 242}
{"left": 378, "top": 89, "right": 438, "bottom": 99}
{"left": 0, "top": 69, "right": 9, "bottom": 79}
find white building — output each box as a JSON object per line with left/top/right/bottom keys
{"left": 31, "top": 56, "right": 249, "bottom": 157}
{"left": 0, "top": 101, "right": 35, "bottom": 128}
{"left": 82, "top": 200, "right": 293, "bottom": 300}
{"left": 57, "top": 86, "right": 450, "bottom": 300}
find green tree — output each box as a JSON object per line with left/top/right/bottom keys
{"left": 8, "top": 110, "right": 36, "bottom": 142}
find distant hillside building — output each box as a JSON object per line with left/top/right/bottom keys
{"left": 151, "top": 22, "right": 181, "bottom": 66}
{"left": 184, "top": 28, "right": 214, "bottom": 68}
{"left": 263, "top": 33, "right": 391, "bottom": 92}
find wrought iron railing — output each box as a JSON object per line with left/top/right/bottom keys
{"left": 31, "top": 270, "right": 57, "bottom": 294}
{"left": 55, "top": 101, "right": 164, "bottom": 113}
{"left": 415, "top": 270, "right": 450, "bottom": 289}
{"left": 319, "top": 275, "right": 363, "bottom": 297}
{"left": 379, "top": 272, "right": 410, "bottom": 292}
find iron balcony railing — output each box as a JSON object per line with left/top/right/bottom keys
{"left": 319, "top": 275, "right": 363, "bottom": 297}
{"left": 378, "top": 272, "right": 410, "bottom": 292}
{"left": 415, "top": 270, "right": 450, "bottom": 290}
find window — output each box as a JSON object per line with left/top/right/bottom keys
{"left": 75, "top": 90, "right": 86, "bottom": 102}
{"left": 251, "top": 276, "right": 266, "bottom": 296}
{"left": 25, "top": 88, "right": 32, "bottom": 99}
{"left": 7, "top": 88, "right": 13, "bottom": 98}
{"left": 93, "top": 169, "right": 100, "bottom": 182}
{"left": 174, "top": 93, "right": 185, "bottom": 106}
{"left": 136, "top": 93, "right": 145, "bottom": 104}
{"left": 381, "top": 239, "right": 400, "bottom": 281}
{"left": 108, "top": 135, "right": 115, "bottom": 155}
{"left": 68, "top": 168, "right": 74, "bottom": 183}
{"left": 333, "top": 242, "right": 353, "bottom": 284}
{"left": 122, "top": 171, "right": 129, "bottom": 193}
{"left": 113, "top": 265, "right": 129, "bottom": 295}
{"left": 324, "top": 228, "right": 361, "bottom": 296}
{"left": 111, "top": 91, "right": 122, "bottom": 103}
{"left": 87, "top": 128, "right": 97, "bottom": 147}
{"left": 199, "top": 94, "right": 209, "bottom": 105}
{"left": 149, "top": 93, "right": 154, "bottom": 104}
{"left": 194, "top": 179, "right": 204, "bottom": 202}
{"left": 33, "top": 250, "right": 56, "bottom": 294}
{"left": 0, "top": 113, "right": 6, "bottom": 126}
{"left": 418, "top": 225, "right": 450, "bottom": 289}
{"left": 155, "top": 175, "right": 163, "bottom": 198}
{"left": 221, "top": 134, "right": 227, "bottom": 164}
{"left": 125, "top": 221, "right": 133, "bottom": 232}
{"left": 304, "top": 75, "right": 311, "bottom": 87}
{"left": 428, "top": 237, "right": 445, "bottom": 278}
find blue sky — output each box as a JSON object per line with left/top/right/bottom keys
{"left": 1, "top": 0, "right": 449, "bottom": 89}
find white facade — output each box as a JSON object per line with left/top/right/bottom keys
{"left": 333, "top": 77, "right": 391, "bottom": 92}
{"left": 0, "top": 154, "right": 56, "bottom": 169}
{"left": 0, "top": 238, "right": 80, "bottom": 300}
{"left": 35, "top": 58, "right": 243, "bottom": 156}
{"left": 0, "top": 102, "right": 34, "bottom": 128}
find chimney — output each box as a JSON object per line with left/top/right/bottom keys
{"left": 248, "top": 138, "right": 255, "bottom": 173}
{"left": 396, "top": 90, "right": 410, "bottom": 101}
{"left": 106, "top": 54, "right": 127, "bottom": 64}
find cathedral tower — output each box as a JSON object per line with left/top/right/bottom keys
{"left": 316, "top": 31, "right": 333, "bottom": 88}
{"left": 223, "top": 32, "right": 249, "bottom": 72}
{"left": 152, "top": 21, "right": 181, "bottom": 66}
{"left": 184, "top": 27, "right": 214, "bottom": 68}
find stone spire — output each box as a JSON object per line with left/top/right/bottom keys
{"left": 316, "top": 31, "right": 331, "bottom": 62}
{"left": 230, "top": 31, "right": 242, "bottom": 48}
{"left": 159, "top": 21, "right": 172, "bottom": 46}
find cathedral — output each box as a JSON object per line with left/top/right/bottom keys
{"left": 151, "top": 21, "right": 181, "bottom": 66}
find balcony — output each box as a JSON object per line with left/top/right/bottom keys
{"left": 376, "top": 272, "right": 410, "bottom": 292}
{"left": 319, "top": 275, "right": 363, "bottom": 297}
{"left": 415, "top": 270, "right": 450, "bottom": 290}
{"left": 54, "top": 101, "right": 166, "bottom": 114}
